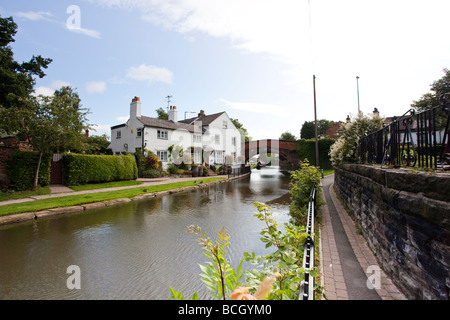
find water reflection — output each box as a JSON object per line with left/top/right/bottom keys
{"left": 0, "top": 167, "right": 291, "bottom": 300}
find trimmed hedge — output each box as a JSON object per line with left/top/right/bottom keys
{"left": 62, "top": 153, "right": 138, "bottom": 185}
{"left": 296, "top": 138, "right": 335, "bottom": 170}
{"left": 6, "top": 151, "right": 51, "bottom": 191}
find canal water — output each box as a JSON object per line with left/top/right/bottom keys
{"left": 0, "top": 167, "right": 291, "bottom": 300}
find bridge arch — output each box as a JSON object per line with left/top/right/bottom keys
{"left": 243, "top": 139, "right": 300, "bottom": 170}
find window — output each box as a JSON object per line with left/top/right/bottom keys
{"left": 193, "top": 134, "right": 202, "bottom": 143}
{"left": 223, "top": 121, "right": 228, "bottom": 129}
{"left": 137, "top": 128, "right": 142, "bottom": 137}
{"left": 116, "top": 131, "right": 121, "bottom": 139}
{"left": 232, "top": 137, "right": 236, "bottom": 146}
{"left": 215, "top": 150, "right": 224, "bottom": 164}
{"left": 158, "top": 130, "right": 168, "bottom": 140}
{"left": 193, "top": 149, "right": 202, "bottom": 164}
{"left": 157, "top": 150, "right": 168, "bottom": 162}
{"left": 215, "top": 134, "right": 220, "bottom": 144}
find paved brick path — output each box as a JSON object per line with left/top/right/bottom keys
{"left": 319, "top": 174, "right": 407, "bottom": 300}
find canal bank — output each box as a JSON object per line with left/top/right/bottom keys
{"left": 0, "top": 173, "right": 249, "bottom": 227}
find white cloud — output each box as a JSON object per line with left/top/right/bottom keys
{"left": 220, "top": 98, "right": 287, "bottom": 117}
{"left": 117, "top": 116, "right": 129, "bottom": 122}
{"left": 65, "top": 25, "right": 101, "bottom": 39}
{"left": 33, "top": 80, "right": 72, "bottom": 97}
{"left": 89, "top": 0, "right": 450, "bottom": 119}
{"left": 86, "top": 81, "right": 107, "bottom": 94}
{"left": 126, "top": 64, "right": 173, "bottom": 84}
{"left": 16, "top": 11, "right": 54, "bottom": 21}
{"left": 90, "top": 124, "right": 112, "bottom": 136}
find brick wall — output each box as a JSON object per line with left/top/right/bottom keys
{"left": 334, "top": 164, "right": 449, "bottom": 300}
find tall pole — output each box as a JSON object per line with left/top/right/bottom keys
{"left": 356, "top": 76, "right": 360, "bottom": 114}
{"left": 313, "top": 75, "right": 319, "bottom": 168}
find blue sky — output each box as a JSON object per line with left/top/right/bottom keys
{"left": 1, "top": 0, "right": 450, "bottom": 140}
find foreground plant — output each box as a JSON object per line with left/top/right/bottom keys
{"left": 170, "top": 201, "right": 318, "bottom": 300}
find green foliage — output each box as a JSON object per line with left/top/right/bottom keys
{"left": 0, "top": 15, "right": 52, "bottom": 119}
{"left": 411, "top": 68, "right": 450, "bottom": 112}
{"left": 183, "top": 225, "right": 245, "bottom": 300}
{"left": 6, "top": 151, "right": 51, "bottom": 191}
{"left": 62, "top": 153, "right": 138, "bottom": 185}
{"left": 300, "top": 120, "right": 336, "bottom": 139}
{"left": 170, "top": 200, "right": 317, "bottom": 300}
{"left": 279, "top": 131, "right": 297, "bottom": 141}
{"left": 155, "top": 107, "right": 168, "bottom": 120}
{"left": 296, "top": 138, "right": 335, "bottom": 170}
{"left": 329, "top": 112, "right": 384, "bottom": 166}
{"left": 244, "top": 202, "right": 310, "bottom": 300}
{"left": 289, "top": 160, "right": 322, "bottom": 226}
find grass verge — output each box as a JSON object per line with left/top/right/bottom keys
{"left": 0, "top": 186, "right": 51, "bottom": 202}
{"left": 69, "top": 180, "right": 143, "bottom": 191}
{"left": 0, "top": 177, "right": 224, "bottom": 217}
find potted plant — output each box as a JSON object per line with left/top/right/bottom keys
{"left": 203, "top": 166, "right": 209, "bottom": 176}
{"left": 191, "top": 164, "right": 198, "bottom": 177}
{"left": 198, "top": 165, "right": 204, "bottom": 177}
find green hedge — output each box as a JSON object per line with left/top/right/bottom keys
{"left": 296, "top": 138, "right": 335, "bottom": 170}
{"left": 6, "top": 151, "right": 51, "bottom": 191}
{"left": 62, "top": 153, "right": 138, "bottom": 185}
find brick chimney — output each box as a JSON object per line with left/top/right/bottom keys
{"left": 168, "top": 106, "right": 178, "bottom": 122}
{"left": 198, "top": 110, "right": 205, "bottom": 117}
{"left": 130, "top": 96, "right": 142, "bottom": 119}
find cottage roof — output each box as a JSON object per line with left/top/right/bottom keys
{"left": 179, "top": 112, "right": 226, "bottom": 126}
{"left": 138, "top": 116, "right": 196, "bottom": 132}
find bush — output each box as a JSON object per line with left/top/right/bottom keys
{"left": 296, "top": 138, "right": 335, "bottom": 170}
{"left": 289, "top": 160, "right": 321, "bottom": 225}
{"left": 6, "top": 151, "right": 51, "bottom": 191}
{"left": 62, "top": 153, "right": 138, "bottom": 185}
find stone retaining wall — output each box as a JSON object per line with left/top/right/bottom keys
{"left": 334, "top": 164, "right": 449, "bottom": 300}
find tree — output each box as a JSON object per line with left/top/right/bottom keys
{"left": 300, "top": 120, "right": 336, "bottom": 139}
{"left": 329, "top": 112, "right": 384, "bottom": 166}
{"left": 279, "top": 131, "right": 297, "bottom": 141}
{"left": 13, "top": 87, "right": 90, "bottom": 189}
{"left": 156, "top": 107, "right": 168, "bottom": 120}
{"left": 0, "top": 16, "right": 52, "bottom": 127}
{"left": 411, "top": 68, "right": 450, "bottom": 112}
{"left": 231, "top": 118, "right": 251, "bottom": 142}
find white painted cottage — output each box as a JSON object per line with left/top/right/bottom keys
{"left": 108, "top": 97, "right": 243, "bottom": 168}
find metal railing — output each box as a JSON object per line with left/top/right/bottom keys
{"left": 299, "top": 183, "right": 316, "bottom": 300}
{"left": 359, "top": 95, "right": 450, "bottom": 169}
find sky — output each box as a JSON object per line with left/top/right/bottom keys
{"left": 1, "top": 0, "right": 450, "bottom": 141}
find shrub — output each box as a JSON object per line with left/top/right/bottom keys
{"left": 289, "top": 160, "right": 321, "bottom": 225}
{"left": 296, "top": 138, "right": 335, "bottom": 170}
{"left": 329, "top": 112, "right": 384, "bottom": 166}
{"left": 6, "top": 151, "right": 51, "bottom": 191}
{"left": 62, "top": 153, "right": 138, "bottom": 185}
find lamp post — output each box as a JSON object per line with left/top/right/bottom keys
{"left": 313, "top": 75, "right": 319, "bottom": 167}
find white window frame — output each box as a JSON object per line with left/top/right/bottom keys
{"left": 137, "top": 128, "right": 142, "bottom": 137}
{"left": 157, "top": 150, "right": 168, "bottom": 162}
{"left": 215, "top": 150, "right": 224, "bottom": 164}
{"left": 223, "top": 121, "right": 228, "bottom": 129}
{"left": 116, "top": 131, "right": 121, "bottom": 139}
{"left": 215, "top": 134, "right": 220, "bottom": 144}
{"left": 193, "top": 134, "right": 202, "bottom": 143}
{"left": 231, "top": 137, "right": 236, "bottom": 146}
{"left": 157, "top": 129, "right": 168, "bottom": 140}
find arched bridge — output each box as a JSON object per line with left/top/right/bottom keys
{"left": 243, "top": 139, "right": 300, "bottom": 170}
